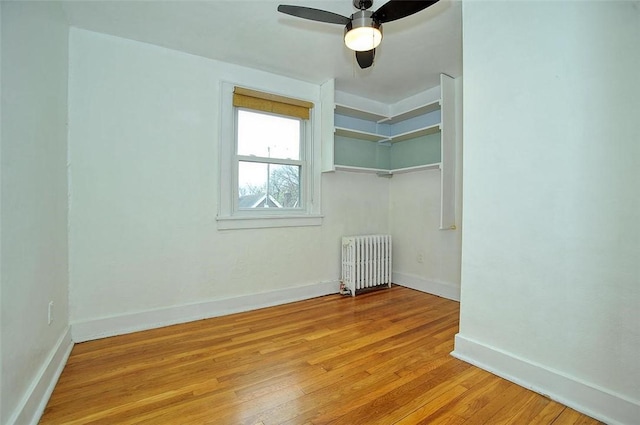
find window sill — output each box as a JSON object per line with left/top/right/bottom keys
{"left": 216, "top": 214, "right": 323, "bottom": 230}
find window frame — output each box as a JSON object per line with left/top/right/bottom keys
{"left": 217, "top": 82, "right": 323, "bottom": 230}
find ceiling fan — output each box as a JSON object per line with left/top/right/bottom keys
{"left": 277, "top": 0, "right": 439, "bottom": 69}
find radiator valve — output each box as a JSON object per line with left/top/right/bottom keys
{"left": 339, "top": 281, "right": 351, "bottom": 296}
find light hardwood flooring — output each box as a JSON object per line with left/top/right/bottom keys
{"left": 40, "top": 286, "right": 603, "bottom": 424}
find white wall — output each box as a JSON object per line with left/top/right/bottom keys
{"left": 1, "top": 2, "right": 71, "bottom": 424}
{"left": 68, "top": 29, "right": 390, "bottom": 339}
{"left": 455, "top": 2, "right": 640, "bottom": 424}
{"left": 389, "top": 168, "right": 462, "bottom": 300}
{"left": 389, "top": 76, "right": 463, "bottom": 301}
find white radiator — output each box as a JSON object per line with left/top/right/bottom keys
{"left": 341, "top": 235, "right": 392, "bottom": 296}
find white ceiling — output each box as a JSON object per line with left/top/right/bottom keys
{"left": 61, "top": 0, "right": 462, "bottom": 104}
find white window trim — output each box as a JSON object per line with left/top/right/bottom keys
{"left": 217, "top": 81, "right": 323, "bottom": 230}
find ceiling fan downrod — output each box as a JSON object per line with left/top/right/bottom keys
{"left": 354, "top": 0, "right": 373, "bottom": 11}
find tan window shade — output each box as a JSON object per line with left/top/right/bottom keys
{"left": 233, "top": 87, "right": 313, "bottom": 120}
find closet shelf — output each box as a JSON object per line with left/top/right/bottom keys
{"left": 335, "top": 104, "right": 386, "bottom": 122}
{"left": 335, "top": 123, "right": 441, "bottom": 143}
{"left": 379, "top": 101, "right": 441, "bottom": 124}
{"left": 391, "top": 124, "right": 441, "bottom": 143}
{"left": 334, "top": 127, "right": 386, "bottom": 142}
{"left": 334, "top": 162, "right": 441, "bottom": 175}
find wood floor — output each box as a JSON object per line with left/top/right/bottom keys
{"left": 40, "top": 286, "right": 602, "bottom": 425}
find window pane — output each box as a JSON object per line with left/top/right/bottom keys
{"left": 237, "top": 110, "right": 300, "bottom": 160}
{"left": 238, "top": 161, "right": 300, "bottom": 209}
{"left": 238, "top": 162, "right": 267, "bottom": 207}
{"left": 269, "top": 164, "right": 300, "bottom": 208}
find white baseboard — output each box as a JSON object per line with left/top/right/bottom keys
{"left": 7, "top": 327, "right": 74, "bottom": 425}
{"left": 72, "top": 280, "right": 339, "bottom": 343}
{"left": 393, "top": 271, "right": 460, "bottom": 301}
{"left": 452, "top": 334, "right": 640, "bottom": 425}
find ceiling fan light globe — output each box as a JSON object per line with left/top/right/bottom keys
{"left": 344, "top": 10, "right": 382, "bottom": 52}
{"left": 345, "top": 26, "right": 382, "bottom": 51}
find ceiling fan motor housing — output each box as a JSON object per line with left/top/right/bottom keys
{"left": 344, "top": 10, "right": 383, "bottom": 51}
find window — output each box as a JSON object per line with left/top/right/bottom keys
{"left": 236, "top": 109, "right": 302, "bottom": 210}
{"left": 217, "top": 83, "right": 322, "bottom": 230}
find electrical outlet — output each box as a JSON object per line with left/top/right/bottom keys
{"left": 417, "top": 252, "right": 424, "bottom": 263}
{"left": 48, "top": 301, "right": 54, "bottom": 325}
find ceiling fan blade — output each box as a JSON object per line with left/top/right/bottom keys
{"left": 372, "top": 0, "right": 439, "bottom": 23}
{"left": 277, "top": 5, "right": 351, "bottom": 25}
{"left": 355, "top": 49, "right": 375, "bottom": 69}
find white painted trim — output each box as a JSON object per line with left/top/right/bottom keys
{"left": 72, "top": 280, "right": 339, "bottom": 343}
{"left": 452, "top": 334, "right": 640, "bottom": 425}
{"left": 393, "top": 271, "right": 460, "bottom": 301}
{"left": 7, "top": 327, "right": 74, "bottom": 425}
{"left": 216, "top": 214, "right": 323, "bottom": 230}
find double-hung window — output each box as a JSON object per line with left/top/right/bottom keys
{"left": 217, "top": 84, "right": 322, "bottom": 229}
